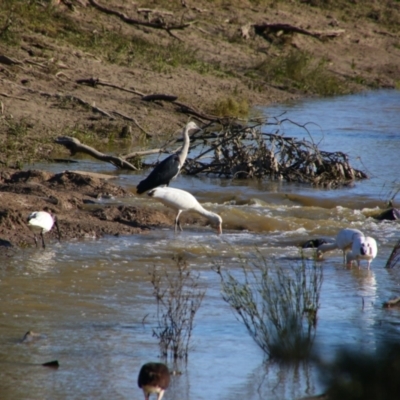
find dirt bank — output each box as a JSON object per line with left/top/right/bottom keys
{"left": 0, "top": 169, "right": 213, "bottom": 247}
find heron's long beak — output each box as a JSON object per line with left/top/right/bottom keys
{"left": 216, "top": 224, "right": 222, "bottom": 235}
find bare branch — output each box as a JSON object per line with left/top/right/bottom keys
{"left": 0, "top": 92, "right": 28, "bottom": 101}
{"left": 123, "top": 148, "right": 165, "bottom": 160}
{"left": 88, "top": 0, "right": 195, "bottom": 32}
{"left": 76, "top": 77, "right": 144, "bottom": 97}
{"left": 253, "top": 23, "right": 345, "bottom": 41}
{"left": 54, "top": 136, "right": 137, "bottom": 170}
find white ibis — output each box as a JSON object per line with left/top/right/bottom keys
{"left": 138, "top": 362, "right": 170, "bottom": 400}
{"left": 148, "top": 187, "right": 222, "bottom": 234}
{"left": 346, "top": 235, "right": 378, "bottom": 268}
{"left": 27, "top": 211, "right": 61, "bottom": 248}
{"left": 316, "top": 228, "right": 364, "bottom": 262}
{"left": 136, "top": 121, "right": 200, "bottom": 194}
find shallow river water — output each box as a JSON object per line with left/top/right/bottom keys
{"left": 1, "top": 90, "right": 400, "bottom": 400}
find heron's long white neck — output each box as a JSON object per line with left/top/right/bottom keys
{"left": 177, "top": 124, "right": 191, "bottom": 167}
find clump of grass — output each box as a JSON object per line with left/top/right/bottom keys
{"left": 212, "top": 96, "right": 249, "bottom": 118}
{"left": 150, "top": 255, "right": 206, "bottom": 360}
{"left": 0, "top": 116, "right": 53, "bottom": 167}
{"left": 253, "top": 49, "right": 348, "bottom": 96}
{"left": 214, "top": 253, "right": 323, "bottom": 361}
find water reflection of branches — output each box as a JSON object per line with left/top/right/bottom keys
{"left": 214, "top": 252, "right": 323, "bottom": 361}
{"left": 183, "top": 118, "right": 367, "bottom": 187}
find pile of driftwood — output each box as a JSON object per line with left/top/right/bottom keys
{"left": 183, "top": 121, "right": 367, "bottom": 187}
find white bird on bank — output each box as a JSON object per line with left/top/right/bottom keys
{"left": 148, "top": 187, "right": 222, "bottom": 234}
{"left": 138, "top": 362, "right": 170, "bottom": 400}
{"left": 346, "top": 235, "right": 378, "bottom": 268}
{"left": 136, "top": 121, "right": 200, "bottom": 194}
{"left": 316, "top": 228, "right": 364, "bottom": 262}
{"left": 27, "top": 211, "right": 61, "bottom": 248}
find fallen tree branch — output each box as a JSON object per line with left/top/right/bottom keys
{"left": 0, "top": 54, "right": 24, "bottom": 66}
{"left": 173, "top": 100, "right": 222, "bottom": 122}
{"left": 0, "top": 92, "right": 28, "bottom": 101}
{"left": 111, "top": 111, "right": 152, "bottom": 138}
{"left": 88, "top": 0, "right": 194, "bottom": 33}
{"left": 142, "top": 94, "right": 178, "bottom": 102}
{"left": 75, "top": 77, "right": 144, "bottom": 97}
{"left": 253, "top": 23, "right": 345, "bottom": 41}
{"left": 75, "top": 76, "right": 226, "bottom": 124}
{"left": 54, "top": 136, "right": 137, "bottom": 170}
{"left": 67, "top": 95, "right": 114, "bottom": 118}
{"left": 123, "top": 148, "right": 165, "bottom": 160}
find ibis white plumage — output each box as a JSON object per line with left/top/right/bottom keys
{"left": 148, "top": 187, "right": 222, "bottom": 234}
{"left": 316, "top": 228, "right": 364, "bottom": 262}
{"left": 138, "top": 362, "right": 170, "bottom": 400}
{"left": 346, "top": 235, "right": 378, "bottom": 268}
{"left": 27, "top": 211, "right": 61, "bottom": 248}
{"left": 136, "top": 121, "right": 200, "bottom": 194}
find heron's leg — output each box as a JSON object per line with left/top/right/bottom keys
{"left": 40, "top": 231, "right": 46, "bottom": 249}
{"left": 55, "top": 218, "right": 61, "bottom": 241}
{"left": 33, "top": 234, "right": 38, "bottom": 247}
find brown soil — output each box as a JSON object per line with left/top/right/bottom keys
{"left": 0, "top": 168, "right": 208, "bottom": 247}
{"left": 1, "top": 0, "right": 399, "bottom": 247}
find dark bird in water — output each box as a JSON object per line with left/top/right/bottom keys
{"left": 136, "top": 121, "right": 200, "bottom": 194}
{"left": 138, "top": 362, "right": 170, "bottom": 400}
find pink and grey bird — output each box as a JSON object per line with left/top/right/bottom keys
{"left": 138, "top": 362, "right": 170, "bottom": 400}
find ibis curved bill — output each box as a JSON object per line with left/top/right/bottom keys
{"left": 148, "top": 187, "right": 222, "bottom": 234}
{"left": 27, "top": 211, "right": 61, "bottom": 248}
{"left": 138, "top": 362, "right": 170, "bottom": 400}
{"left": 136, "top": 121, "right": 200, "bottom": 195}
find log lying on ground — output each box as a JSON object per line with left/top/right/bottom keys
{"left": 88, "top": 0, "right": 194, "bottom": 38}
{"left": 54, "top": 136, "right": 137, "bottom": 170}
{"left": 253, "top": 23, "right": 345, "bottom": 41}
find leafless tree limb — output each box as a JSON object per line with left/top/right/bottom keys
{"left": 54, "top": 136, "right": 137, "bottom": 170}
{"left": 88, "top": 0, "right": 195, "bottom": 34}
{"left": 253, "top": 23, "right": 345, "bottom": 41}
